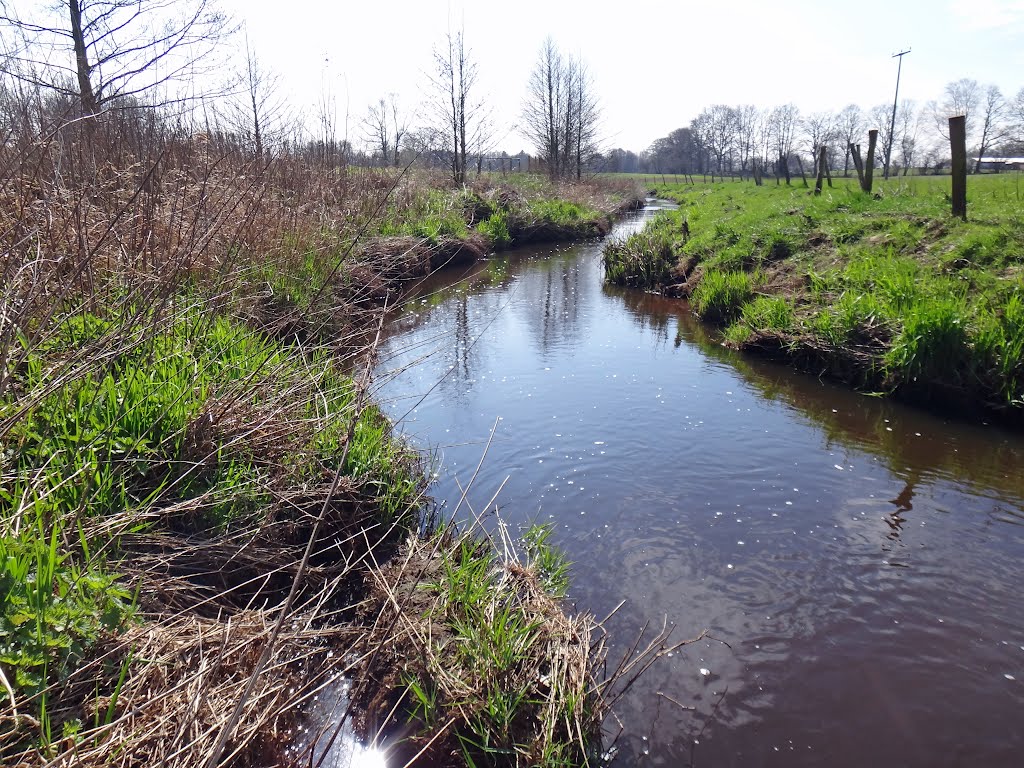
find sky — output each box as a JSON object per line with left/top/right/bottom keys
{"left": 223, "top": 0, "right": 1024, "bottom": 154}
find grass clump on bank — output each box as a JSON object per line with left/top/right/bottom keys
{"left": 378, "top": 173, "right": 638, "bottom": 258}
{"left": 602, "top": 211, "right": 683, "bottom": 288}
{"left": 604, "top": 175, "right": 1024, "bottom": 415}
{"left": 352, "top": 521, "right": 677, "bottom": 768}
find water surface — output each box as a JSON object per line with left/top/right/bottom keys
{"left": 374, "top": 203, "right": 1024, "bottom": 767}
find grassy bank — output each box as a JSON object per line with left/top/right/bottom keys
{"left": 604, "top": 174, "right": 1024, "bottom": 416}
{"left": 1, "top": 112, "right": 647, "bottom": 766}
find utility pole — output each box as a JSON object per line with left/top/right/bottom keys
{"left": 884, "top": 48, "right": 911, "bottom": 179}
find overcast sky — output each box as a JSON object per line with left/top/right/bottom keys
{"left": 223, "top": 0, "right": 1024, "bottom": 154}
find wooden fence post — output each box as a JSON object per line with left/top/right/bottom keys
{"left": 864, "top": 129, "right": 878, "bottom": 193}
{"left": 796, "top": 156, "right": 809, "bottom": 187}
{"left": 850, "top": 143, "right": 865, "bottom": 189}
{"left": 815, "top": 146, "right": 827, "bottom": 195}
{"left": 949, "top": 115, "right": 967, "bottom": 220}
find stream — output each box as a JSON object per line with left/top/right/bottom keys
{"left": 370, "top": 202, "right": 1024, "bottom": 767}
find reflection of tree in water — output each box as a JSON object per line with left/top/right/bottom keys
{"left": 629, "top": 290, "right": 1024, "bottom": 505}
{"left": 885, "top": 474, "right": 917, "bottom": 541}
{"left": 431, "top": 290, "right": 492, "bottom": 406}
{"left": 515, "top": 253, "right": 584, "bottom": 357}
{"left": 604, "top": 284, "right": 685, "bottom": 346}
{"left": 454, "top": 292, "right": 470, "bottom": 380}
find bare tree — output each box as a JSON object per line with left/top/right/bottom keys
{"left": 522, "top": 37, "right": 562, "bottom": 178}
{"left": 429, "top": 27, "right": 490, "bottom": 185}
{"left": 835, "top": 104, "right": 864, "bottom": 176}
{"left": 312, "top": 71, "right": 347, "bottom": 169}
{"left": 1013, "top": 87, "right": 1024, "bottom": 143}
{"left": 689, "top": 111, "right": 713, "bottom": 176}
{"left": 733, "top": 104, "right": 760, "bottom": 175}
{"left": 931, "top": 78, "right": 981, "bottom": 142}
{"left": 645, "top": 126, "right": 701, "bottom": 174}
{"left": 869, "top": 102, "right": 905, "bottom": 174}
{"left": 767, "top": 103, "right": 800, "bottom": 184}
{"left": 974, "top": 85, "right": 1007, "bottom": 171}
{"left": 362, "top": 93, "right": 407, "bottom": 167}
{"left": 894, "top": 99, "right": 922, "bottom": 174}
{"left": 802, "top": 110, "right": 836, "bottom": 176}
{"left": 0, "top": 0, "right": 233, "bottom": 114}
{"left": 569, "top": 57, "right": 600, "bottom": 179}
{"left": 224, "top": 36, "right": 288, "bottom": 160}
{"left": 696, "top": 104, "right": 738, "bottom": 175}
{"left": 521, "top": 37, "right": 601, "bottom": 180}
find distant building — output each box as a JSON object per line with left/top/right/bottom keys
{"left": 975, "top": 157, "right": 1024, "bottom": 172}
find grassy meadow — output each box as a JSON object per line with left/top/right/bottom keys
{"left": 0, "top": 109, "right": 646, "bottom": 767}
{"left": 604, "top": 173, "right": 1024, "bottom": 415}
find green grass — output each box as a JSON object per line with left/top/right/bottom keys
{"left": 526, "top": 198, "right": 595, "bottom": 226}
{"left": 604, "top": 173, "right": 1024, "bottom": 410}
{"left": 400, "top": 523, "right": 596, "bottom": 768}
{"left": 376, "top": 175, "right": 619, "bottom": 253}
{"left": 381, "top": 187, "right": 471, "bottom": 242}
{"left": 476, "top": 209, "right": 512, "bottom": 248}
{"left": 602, "top": 215, "right": 679, "bottom": 288}
{"left": 0, "top": 503, "right": 134, "bottom": 699}
{"left": 1, "top": 305, "right": 422, "bottom": 747}
{"left": 692, "top": 270, "right": 755, "bottom": 322}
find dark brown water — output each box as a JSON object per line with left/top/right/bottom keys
{"left": 373, "top": 203, "right": 1024, "bottom": 768}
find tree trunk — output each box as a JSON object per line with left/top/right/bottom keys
{"left": 69, "top": 0, "right": 98, "bottom": 113}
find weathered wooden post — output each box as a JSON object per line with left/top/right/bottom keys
{"left": 796, "top": 156, "right": 809, "bottom": 187}
{"left": 863, "top": 129, "right": 878, "bottom": 193}
{"left": 850, "top": 143, "right": 866, "bottom": 189}
{"left": 949, "top": 115, "right": 967, "bottom": 221}
{"left": 815, "top": 145, "right": 827, "bottom": 195}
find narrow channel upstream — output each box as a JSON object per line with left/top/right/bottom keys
{"left": 372, "top": 203, "right": 1024, "bottom": 767}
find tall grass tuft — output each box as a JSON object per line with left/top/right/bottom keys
{"left": 692, "top": 270, "right": 754, "bottom": 322}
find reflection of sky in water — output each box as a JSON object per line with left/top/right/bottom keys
{"left": 373, "top": 205, "right": 1024, "bottom": 767}
{"left": 290, "top": 679, "right": 388, "bottom": 768}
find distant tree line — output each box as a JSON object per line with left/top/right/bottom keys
{"left": 615, "top": 80, "right": 1024, "bottom": 179}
